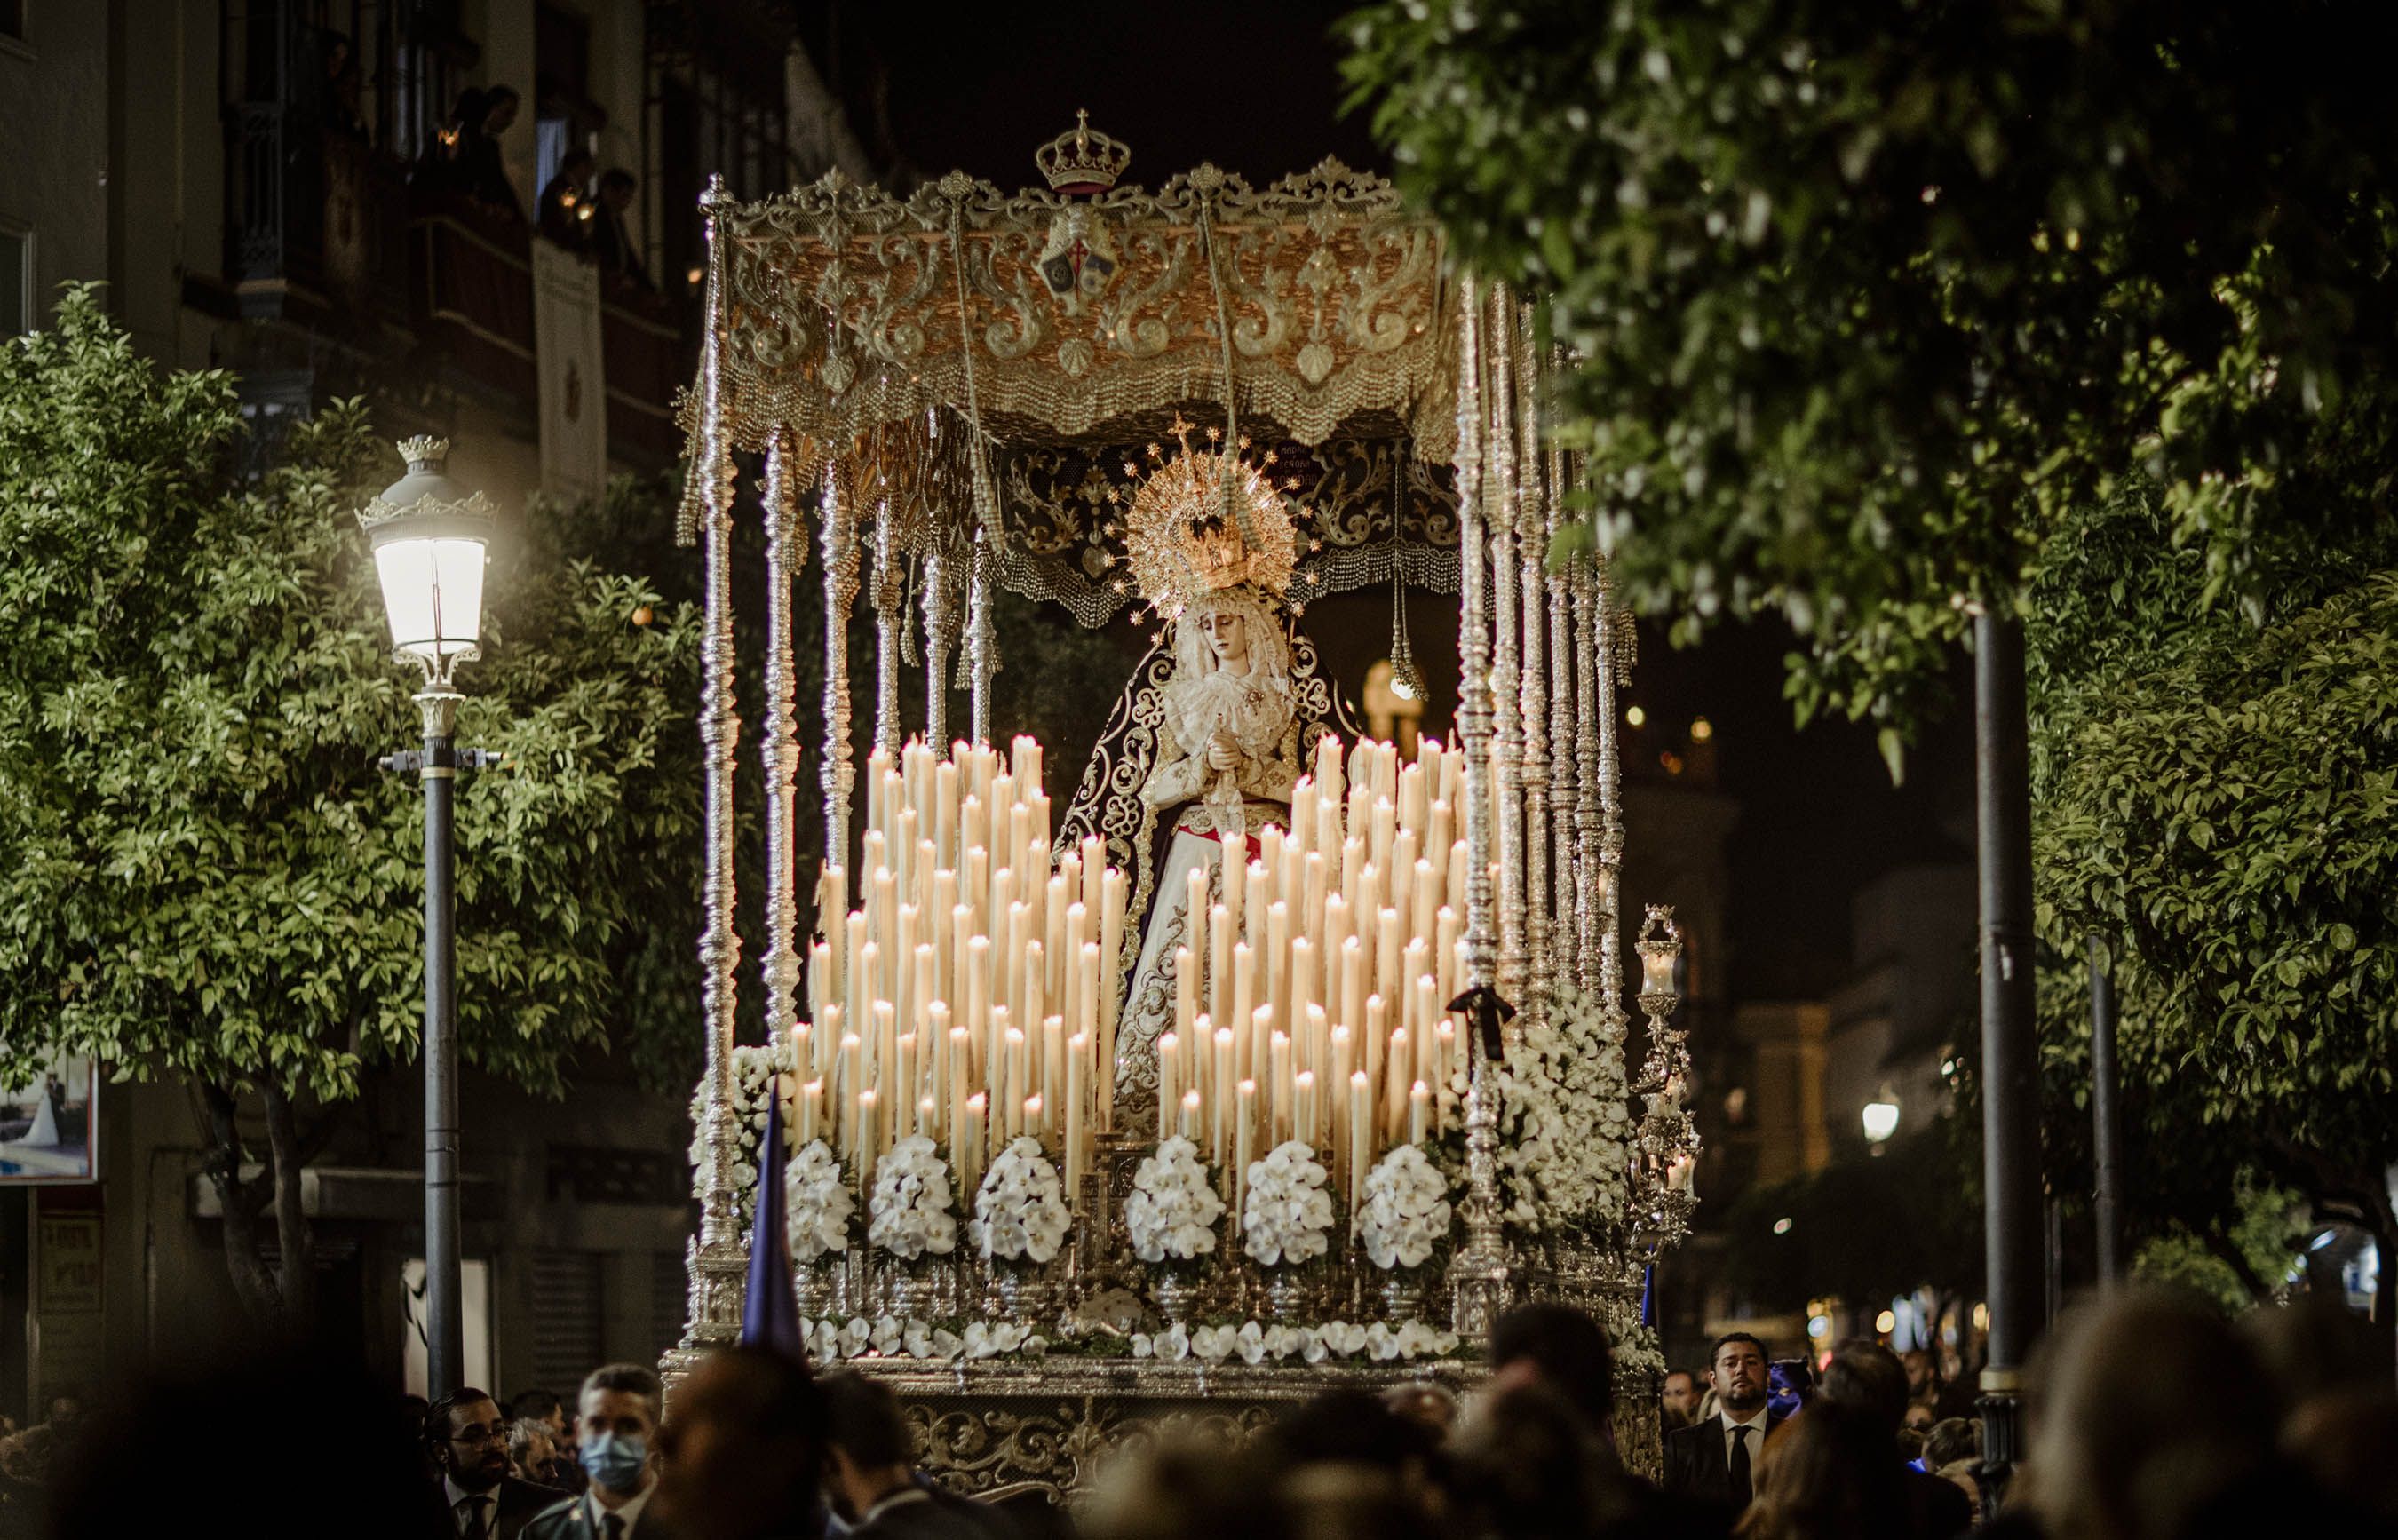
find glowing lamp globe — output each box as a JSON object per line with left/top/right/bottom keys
{"left": 1862, "top": 1100, "right": 1902, "bottom": 1145}
{"left": 359, "top": 437, "right": 495, "bottom": 679}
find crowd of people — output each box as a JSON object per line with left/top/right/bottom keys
{"left": 3, "top": 1286, "right": 2390, "bottom": 1540}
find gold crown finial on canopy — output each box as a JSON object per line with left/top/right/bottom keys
{"left": 1036, "top": 110, "right": 1132, "bottom": 193}
{"left": 397, "top": 434, "right": 450, "bottom": 467}
{"left": 1115, "top": 416, "right": 1314, "bottom": 617}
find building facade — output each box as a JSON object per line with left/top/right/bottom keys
{"left": 1, "top": 0, "right": 884, "bottom": 1421}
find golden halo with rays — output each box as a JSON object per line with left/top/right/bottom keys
{"left": 1116, "top": 416, "right": 1308, "bottom": 618}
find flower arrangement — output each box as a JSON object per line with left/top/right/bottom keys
{"left": 1357, "top": 1145, "right": 1455, "bottom": 1269}
{"left": 1241, "top": 1140, "right": 1336, "bottom": 1266}
{"left": 1124, "top": 1136, "right": 1226, "bottom": 1263}
{"left": 969, "top": 1137, "right": 1072, "bottom": 1265}
{"left": 802, "top": 1315, "right": 1049, "bottom": 1363}
{"left": 784, "top": 1139, "right": 854, "bottom": 1261}
{"left": 1499, "top": 984, "right": 1632, "bottom": 1234}
{"left": 1129, "top": 1318, "right": 1461, "bottom": 1363}
{"left": 866, "top": 1135, "right": 959, "bottom": 1260}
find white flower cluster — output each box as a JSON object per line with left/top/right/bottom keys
{"left": 1499, "top": 985, "right": 1632, "bottom": 1233}
{"left": 1242, "top": 1141, "right": 1337, "bottom": 1266}
{"left": 1129, "top": 1319, "right": 1461, "bottom": 1363}
{"left": 690, "top": 1044, "right": 798, "bottom": 1229}
{"left": 969, "top": 1137, "right": 1072, "bottom": 1264}
{"left": 803, "top": 1316, "right": 1048, "bottom": 1362}
{"left": 1124, "top": 1136, "right": 1226, "bottom": 1262}
{"left": 783, "top": 1139, "right": 854, "bottom": 1260}
{"left": 1357, "top": 1145, "right": 1455, "bottom": 1269}
{"left": 866, "top": 1135, "right": 958, "bottom": 1259}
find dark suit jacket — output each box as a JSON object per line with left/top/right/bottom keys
{"left": 850, "top": 1488, "right": 1021, "bottom": 1540}
{"left": 1899, "top": 1466, "right": 1974, "bottom": 1540}
{"left": 520, "top": 1490, "right": 679, "bottom": 1540}
{"left": 429, "top": 1476, "right": 569, "bottom": 1540}
{"left": 1663, "top": 1412, "right": 1783, "bottom": 1506}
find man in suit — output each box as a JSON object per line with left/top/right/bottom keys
{"left": 822, "top": 1371, "right": 1019, "bottom": 1540}
{"left": 524, "top": 1364, "right": 671, "bottom": 1540}
{"left": 1664, "top": 1332, "right": 1780, "bottom": 1509}
{"left": 1816, "top": 1339, "right": 1975, "bottom": 1540}
{"left": 425, "top": 1387, "right": 566, "bottom": 1540}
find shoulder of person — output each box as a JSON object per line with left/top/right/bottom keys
{"left": 520, "top": 1491, "right": 591, "bottom": 1540}
{"left": 503, "top": 1475, "right": 570, "bottom": 1512}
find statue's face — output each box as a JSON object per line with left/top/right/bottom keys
{"left": 1197, "top": 607, "right": 1249, "bottom": 667}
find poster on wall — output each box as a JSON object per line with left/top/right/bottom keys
{"left": 2, "top": 1054, "right": 96, "bottom": 1183}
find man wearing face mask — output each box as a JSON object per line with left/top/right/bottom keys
{"left": 523, "top": 1364, "right": 673, "bottom": 1540}
{"left": 424, "top": 1388, "right": 566, "bottom": 1540}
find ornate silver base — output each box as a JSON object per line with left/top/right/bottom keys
{"left": 860, "top": 1360, "right": 1487, "bottom": 1502}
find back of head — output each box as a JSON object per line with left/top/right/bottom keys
{"left": 1737, "top": 1404, "right": 1903, "bottom": 1540}
{"left": 1448, "top": 1382, "right": 1599, "bottom": 1540}
{"left": 652, "top": 1349, "right": 826, "bottom": 1540}
{"left": 2243, "top": 1293, "right": 2386, "bottom": 1418}
{"left": 1922, "top": 1417, "right": 1979, "bottom": 1473}
{"left": 508, "top": 1388, "right": 561, "bottom": 1423}
{"left": 2023, "top": 1288, "right": 2279, "bottom": 1540}
{"left": 1817, "top": 1339, "right": 1910, "bottom": 1433}
{"left": 819, "top": 1369, "right": 912, "bottom": 1471}
{"left": 1489, "top": 1303, "right": 1616, "bottom": 1428}
{"left": 1085, "top": 1428, "right": 1282, "bottom": 1540}
{"left": 1273, "top": 1388, "right": 1439, "bottom": 1476}
{"left": 47, "top": 1347, "right": 426, "bottom": 1540}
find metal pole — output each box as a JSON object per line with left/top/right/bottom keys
{"left": 419, "top": 687, "right": 464, "bottom": 1398}
{"left": 2090, "top": 933, "right": 2125, "bottom": 1285}
{"left": 1973, "top": 609, "right": 2041, "bottom": 1504}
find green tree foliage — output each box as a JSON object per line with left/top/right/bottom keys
{"left": 0, "top": 289, "right": 700, "bottom": 1328}
{"left": 1344, "top": 2, "right": 2397, "bottom": 735}
{"left": 2028, "top": 494, "right": 2398, "bottom": 1321}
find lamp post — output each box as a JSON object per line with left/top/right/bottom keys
{"left": 1632, "top": 907, "right": 1699, "bottom": 1250}
{"left": 360, "top": 436, "right": 496, "bottom": 1399}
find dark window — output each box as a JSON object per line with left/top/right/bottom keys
{"left": 528, "top": 1250, "right": 606, "bottom": 1396}
{"left": 0, "top": 1, "right": 23, "bottom": 43}
{"left": 0, "top": 229, "right": 28, "bottom": 336}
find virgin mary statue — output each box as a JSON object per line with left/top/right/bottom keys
{"left": 1057, "top": 581, "right": 1354, "bottom": 1121}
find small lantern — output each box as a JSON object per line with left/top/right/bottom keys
{"left": 1636, "top": 904, "right": 1682, "bottom": 1007}
{"left": 358, "top": 437, "right": 494, "bottom": 683}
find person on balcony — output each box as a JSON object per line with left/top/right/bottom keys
{"left": 460, "top": 85, "right": 526, "bottom": 222}
{"left": 540, "top": 148, "right": 598, "bottom": 251}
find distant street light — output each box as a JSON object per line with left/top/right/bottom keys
{"left": 360, "top": 436, "right": 496, "bottom": 1399}
{"left": 1862, "top": 1099, "right": 1902, "bottom": 1148}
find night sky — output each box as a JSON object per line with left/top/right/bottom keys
{"left": 839, "top": 0, "right": 1970, "bottom": 1000}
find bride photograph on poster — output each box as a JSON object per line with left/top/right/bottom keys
{"left": 1, "top": 1054, "right": 93, "bottom": 1182}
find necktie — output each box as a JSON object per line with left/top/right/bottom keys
{"left": 1728, "top": 1424, "right": 1755, "bottom": 1505}
{"left": 604, "top": 1516, "right": 626, "bottom": 1540}
{"left": 458, "top": 1495, "right": 491, "bottom": 1540}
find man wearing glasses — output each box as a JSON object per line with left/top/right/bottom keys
{"left": 425, "top": 1388, "right": 568, "bottom": 1540}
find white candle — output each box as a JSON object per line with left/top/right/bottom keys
{"left": 947, "top": 1022, "right": 971, "bottom": 1158}
{"left": 1005, "top": 1027, "right": 1028, "bottom": 1138}
{"left": 1409, "top": 1080, "right": 1430, "bottom": 1147}
{"left": 1100, "top": 869, "right": 1127, "bottom": 1128}
{"left": 1158, "top": 1030, "right": 1181, "bottom": 1141}
{"left": 894, "top": 1034, "right": 918, "bottom": 1139}
{"left": 855, "top": 1089, "right": 879, "bottom": 1194}
{"left": 1179, "top": 1089, "right": 1203, "bottom": 1146}
{"left": 1208, "top": 903, "right": 1235, "bottom": 1032}
{"left": 1066, "top": 1032, "right": 1089, "bottom": 1202}
{"left": 1212, "top": 1028, "right": 1236, "bottom": 1170}
{"left": 1271, "top": 1030, "right": 1292, "bottom": 1144}
{"left": 801, "top": 1079, "right": 824, "bottom": 1147}
{"left": 963, "top": 1092, "right": 988, "bottom": 1195}
{"left": 1235, "top": 1078, "right": 1258, "bottom": 1212}
{"left": 1348, "top": 1071, "right": 1372, "bottom": 1219}
{"left": 1295, "top": 1069, "right": 1317, "bottom": 1152}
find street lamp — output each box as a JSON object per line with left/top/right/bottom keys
{"left": 360, "top": 435, "right": 496, "bottom": 1399}
{"left": 1862, "top": 1099, "right": 1902, "bottom": 1149}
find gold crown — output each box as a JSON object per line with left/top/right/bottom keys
{"left": 1036, "top": 111, "right": 1132, "bottom": 193}
{"left": 1115, "top": 417, "right": 1315, "bottom": 617}
{"left": 397, "top": 435, "right": 450, "bottom": 467}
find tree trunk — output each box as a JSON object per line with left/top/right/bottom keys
{"left": 198, "top": 1081, "right": 286, "bottom": 1331}
{"left": 262, "top": 1080, "right": 318, "bottom": 1332}
{"left": 2199, "top": 1226, "right": 2271, "bottom": 1303}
